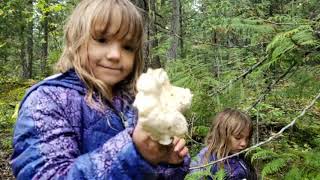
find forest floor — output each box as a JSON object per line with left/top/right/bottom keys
{"left": 0, "top": 129, "right": 14, "bottom": 180}
{"left": 0, "top": 80, "right": 33, "bottom": 179}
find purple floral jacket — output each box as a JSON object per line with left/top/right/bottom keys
{"left": 190, "top": 147, "right": 255, "bottom": 180}
{"left": 11, "top": 69, "right": 190, "bottom": 180}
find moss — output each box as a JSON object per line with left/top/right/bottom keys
{"left": 0, "top": 80, "right": 35, "bottom": 129}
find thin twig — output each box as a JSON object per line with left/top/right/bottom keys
{"left": 189, "top": 113, "right": 195, "bottom": 141}
{"left": 189, "top": 90, "right": 320, "bottom": 170}
{"left": 186, "top": 133, "right": 205, "bottom": 146}
{"left": 187, "top": 113, "right": 205, "bottom": 146}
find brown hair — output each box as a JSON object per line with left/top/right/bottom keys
{"left": 204, "top": 108, "right": 253, "bottom": 166}
{"left": 56, "top": 0, "right": 144, "bottom": 108}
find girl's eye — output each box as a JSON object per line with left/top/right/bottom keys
{"left": 123, "top": 45, "right": 134, "bottom": 52}
{"left": 96, "top": 38, "right": 107, "bottom": 43}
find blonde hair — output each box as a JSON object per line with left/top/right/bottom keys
{"left": 56, "top": 0, "right": 144, "bottom": 107}
{"left": 204, "top": 108, "right": 253, "bottom": 166}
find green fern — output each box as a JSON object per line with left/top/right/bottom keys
{"left": 250, "top": 147, "right": 278, "bottom": 162}
{"left": 261, "top": 158, "right": 287, "bottom": 177}
{"left": 185, "top": 166, "right": 213, "bottom": 180}
{"left": 304, "top": 151, "right": 320, "bottom": 169}
{"left": 213, "top": 169, "right": 226, "bottom": 180}
{"left": 284, "top": 167, "right": 303, "bottom": 180}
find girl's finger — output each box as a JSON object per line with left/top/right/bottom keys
{"left": 172, "top": 136, "right": 179, "bottom": 145}
{"left": 173, "top": 138, "right": 186, "bottom": 152}
{"left": 178, "top": 147, "right": 189, "bottom": 158}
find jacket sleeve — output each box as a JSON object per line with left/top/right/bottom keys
{"left": 190, "top": 147, "right": 208, "bottom": 173}
{"left": 11, "top": 86, "right": 157, "bottom": 180}
{"left": 155, "top": 155, "right": 190, "bottom": 180}
{"left": 228, "top": 158, "right": 253, "bottom": 180}
{"left": 188, "top": 148, "right": 214, "bottom": 179}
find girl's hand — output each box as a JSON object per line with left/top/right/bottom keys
{"left": 132, "top": 124, "right": 188, "bottom": 165}
{"left": 166, "top": 137, "right": 188, "bottom": 164}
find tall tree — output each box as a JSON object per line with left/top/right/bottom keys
{"left": 167, "top": 0, "right": 182, "bottom": 60}
{"left": 23, "top": 0, "right": 34, "bottom": 79}
{"left": 147, "top": 0, "right": 161, "bottom": 68}
{"left": 131, "top": 0, "right": 160, "bottom": 68}
{"left": 40, "top": 0, "right": 49, "bottom": 76}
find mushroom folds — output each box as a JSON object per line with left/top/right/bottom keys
{"left": 133, "top": 68, "right": 193, "bottom": 145}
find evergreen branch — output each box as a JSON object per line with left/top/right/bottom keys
{"left": 246, "top": 62, "right": 297, "bottom": 112}
{"left": 261, "top": 18, "right": 318, "bottom": 26}
{"left": 193, "top": 40, "right": 268, "bottom": 49}
{"left": 209, "top": 57, "right": 267, "bottom": 96}
{"left": 189, "top": 90, "right": 320, "bottom": 170}
{"left": 155, "top": 23, "right": 268, "bottom": 49}
{"left": 263, "top": 20, "right": 310, "bottom": 26}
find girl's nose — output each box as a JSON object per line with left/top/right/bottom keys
{"left": 240, "top": 139, "right": 247, "bottom": 147}
{"left": 107, "top": 43, "right": 121, "bottom": 61}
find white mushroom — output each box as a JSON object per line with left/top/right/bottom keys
{"left": 133, "top": 68, "right": 193, "bottom": 145}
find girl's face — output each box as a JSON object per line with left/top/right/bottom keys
{"left": 229, "top": 126, "right": 250, "bottom": 154}
{"left": 86, "top": 9, "right": 136, "bottom": 89}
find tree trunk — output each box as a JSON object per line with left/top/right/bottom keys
{"left": 41, "top": 5, "right": 49, "bottom": 76}
{"left": 131, "top": 0, "right": 149, "bottom": 70}
{"left": 131, "top": 0, "right": 160, "bottom": 69}
{"left": 24, "top": 0, "right": 34, "bottom": 79}
{"left": 20, "top": 28, "right": 27, "bottom": 79}
{"left": 179, "top": 1, "right": 184, "bottom": 58}
{"left": 167, "top": 0, "right": 181, "bottom": 60}
{"left": 148, "top": 0, "right": 161, "bottom": 68}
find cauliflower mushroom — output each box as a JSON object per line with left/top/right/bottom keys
{"left": 133, "top": 68, "right": 193, "bottom": 145}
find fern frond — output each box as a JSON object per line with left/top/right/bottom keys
{"left": 261, "top": 158, "right": 287, "bottom": 177}
{"left": 213, "top": 169, "right": 226, "bottom": 180}
{"left": 303, "top": 151, "right": 320, "bottom": 168}
{"left": 281, "top": 152, "right": 299, "bottom": 160}
{"left": 284, "top": 167, "right": 303, "bottom": 180}
{"left": 185, "top": 166, "right": 213, "bottom": 180}
{"left": 251, "top": 148, "right": 278, "bottom": 162}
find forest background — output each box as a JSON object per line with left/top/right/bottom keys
{"left": 0, "top": 0, "right": 320, "bottom": 179}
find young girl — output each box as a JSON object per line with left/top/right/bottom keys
{"left": 10, "top": 0, "right": 189, "bottom": 179}
{"left": 190, "top": 108, "right": 256, "bottom": 180}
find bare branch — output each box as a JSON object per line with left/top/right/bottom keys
{"left": 189, "top": 90, "right": 320, "bottom": 170}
